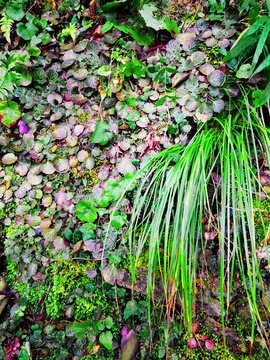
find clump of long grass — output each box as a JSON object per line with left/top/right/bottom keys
{"left": 127, "top": 90, "right": 270, "bottom": 351}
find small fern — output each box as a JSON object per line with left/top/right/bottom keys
{"left": 0, "top": 13, "right": 14, "bottom": 43}
{"left": 0, "top": 70, "right": 14, "bottom": 100}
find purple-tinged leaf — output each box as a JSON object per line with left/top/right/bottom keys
{"left": 187, "top": 338, "right": 197, "bottom": 348}
{"left": 208, "top": 70, "right": 225, "bottom": 87}
{"left": 102, "top": 264, "right": 118, "bottom": 285}
{"left": 28, "top": 263, "right": 38, "bottom": 276}
{"left": 85, "top": 267, "right": 97, "bottom": 279}
{"left": 18, "top": 120, "right": 29, "bottom": 135}
{"left": 199, "top": 63, "right": 214, "bottom": 76}
{"left": 213, "top": 99, "right": 225, "bottom": 112}
{"left": 190, "top": 51, "right": 205, "bottom": 67}
{"left": 120, "top": 330, "right": 139, "bottom": 359}
{"left": 84, "top": 240, "right": 101, "bottom": 252}
{"left": 121, "top": 324, "right": 129, "bottom": 344}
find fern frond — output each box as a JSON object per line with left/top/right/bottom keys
{"left": 0, "top": 71, "right": 14, "bottom": 100}
{"left": 0, "top": 13, "right": 14, "bottom": 43}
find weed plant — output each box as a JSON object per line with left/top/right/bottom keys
{"left": 121, "top": 88, "right": 270, "bottom": 353}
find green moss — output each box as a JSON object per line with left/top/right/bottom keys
{"left": 78, "top": 112, "right": 90, "bottom": 124}
{"left": 78, "top": 168, "right": 101, "bottom": 189}
{"left": 45, "top": 260, "right": 93, "bottom": 318}
{"left": 74, "top": 291, "right": 106, "bottom": 319}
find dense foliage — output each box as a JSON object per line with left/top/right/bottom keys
{"left": 0, "top": 0, "right": 270, "bottom": 359}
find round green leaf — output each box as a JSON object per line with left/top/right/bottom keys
{"left": 0, "top": 101, "right": 21, "bottom": 128}
{"left": 236, "top": 63, "right": 252, "bottom": 79}
{"left": 208, "top": 70, "right": 225, "bottom": 87}
{"left": 110, "top": 211, "right": 127, "bottom": 229}
{"left": 75, "top": 200, "right": 97, "bottom": 223}
{"left": 26, "top": 45, "right": 41, "bottom": 57}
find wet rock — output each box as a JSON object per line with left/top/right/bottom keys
{"left": 200, "top": 287, "right": 222, "bottom": 317}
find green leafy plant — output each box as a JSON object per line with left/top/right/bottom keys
{"left": 5, "top": 2, "right": 25, "bottom": 21}
{"left": 102, "top": 3, "right": 179, "bottom": 46}
{"left": 91, "top": 121, "right": 113, "bottom": 146}
{"left": 97, "top": 49, "right": 146, "bottom": 103}
{"left": 0, "top": 100, "right": 21, "bottom": 128}
{"left": 16, "top": 13, "right": 50, "bottom": 41}
{"left": 0, "top": 13, "right": 14, "bottom": 43}
{"left": 115, "top": 88, "right": 270, "bottom": 354}
{"left": 223, "top": 16, "right": 270, "bottom": 106}
{"left": 100, "top": 0, "right": 145, "bottom": 12}
{"left": 76, "top": 174, "right": 136, "bottom": 239}
{"left": 0, "top": 49, "right": 35, "bottom": 100}
{"left": 71, "top": 315, "right": 114, "bottom": 351}
{"left": 57, "top": 23, "right": 77, "bottom": 42}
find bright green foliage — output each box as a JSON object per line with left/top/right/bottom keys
{"left": 72, "top": 315, "right": 114, "bottom": 350}
{"left": 102, "top": 20, "right": 155, "bottom": 46}
{"left": 75, "top": 200, "right": 98, "bottom": 223}
{"left": 138, "top": 4, "right": 164, "bottom": 31}
{"left": 102, "top": 3, "right": 180, "bottom": 46}
{"left": 99, "top": 331, "right": 113, "bottom": 350}
{"left": 6, "top": 2, "right": 25, "bottom": 21}
{"left": 45, "top": 261, "right": 102, "bottom": 319}
{"left": 13, "top": 13, "right": 51, "bottom": 42}
{"left": 253, "top": 198, "right": 270, "bottom": 242}
{"left": 72, "top": 320, "right": 92, "bottom": 340}
{"left": 124, "top": 58, "right": 145, "bottom": 78}
{"left": 110, "top": 211, "right": 127, "bottom": 229}
{"left": 91, "top": 121, "right": 113, "bottom": 146}
{"left": 100, "top": 0, "right": 145, "bottom": 11}
{"left": 0, "top": 13, "right": 14, "bottom": 43}
{"left": 124, "top": 300, "right": 146, "bottom": 320}
{"left": 224, "top": 16, "right": 270, "bottom": 105}
{"left": 17, "top": 13, "right": 39, "bottom": 40}
{"left": 0, "top": 49, "right": 33, "bottom": 100}
{"left": 57, "top": 23, "right": 77, "bottom": 42}
{"left": 121, "top": 89, "right": 270, "bottom": 346}
{"left": 75, "top": 174, "right": 135, "bottom": 229}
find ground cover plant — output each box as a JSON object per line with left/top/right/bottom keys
{"left": 0, "top": 0, "right": 270, "bottom": 358}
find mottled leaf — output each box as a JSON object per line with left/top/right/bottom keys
{"left": 208, "top": 70, "right": 225, "bottom": 87}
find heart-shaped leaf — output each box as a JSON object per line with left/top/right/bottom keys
{"left": 17, "top": 22, "right": 39, "bottom": 41}
{"left": 99, "top": 331, "right": 113, "bottom": 350}
{"left": 6, "top": 3, "right": 25, "bottom": 21}
{"left": 91, "top": 121, "right": 113, "bottom": 146}
{"left": 236, "top": 63, "right": 252, "bottom": 79}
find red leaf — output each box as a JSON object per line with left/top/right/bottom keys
{"left": 4, "top": 338, "right": 20, "bottom": 360}
{"left": 191, "top": 323, "right": 200, "bottom": 333}
{"left": 187, "top": 338, "right": 197, "bottom": 348}
{"left": 205, "top": 339, "right": 215, "bottom": 350}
